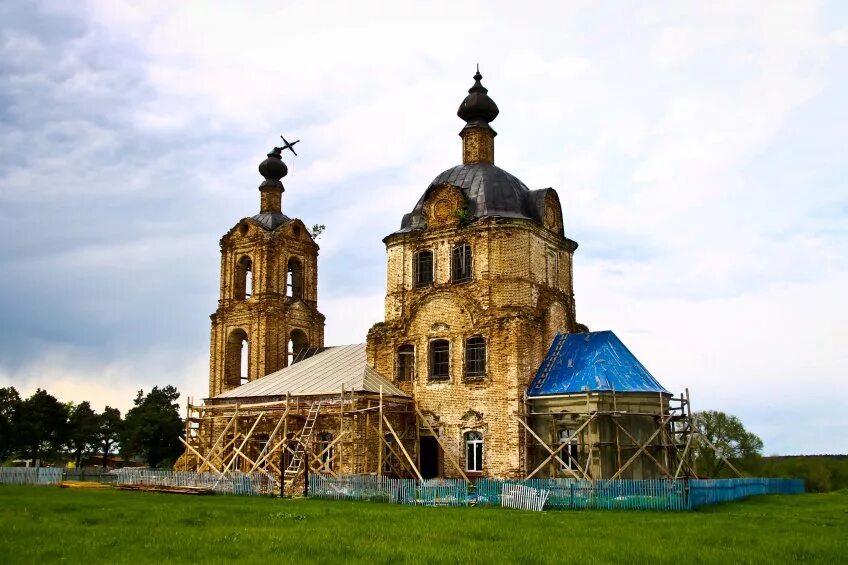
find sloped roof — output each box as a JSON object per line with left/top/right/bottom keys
{"left": 214, "top": 344, "right": 408, "bottom": 399}
{"left": 528, "top": 331, "right": 669, "bottom": 397}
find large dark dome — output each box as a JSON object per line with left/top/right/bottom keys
{"left": 393, "top": 162, "right": 553, "bottom": 234}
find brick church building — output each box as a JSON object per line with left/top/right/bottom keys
{"left": 182, "top": 71, "right": 689, "bottom": 485}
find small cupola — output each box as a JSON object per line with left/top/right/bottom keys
{"left": 457, "top": 66, "right": 499, "bottom": 165}
{"left": 257, "top": 147, "right": 287, "bottom": 214}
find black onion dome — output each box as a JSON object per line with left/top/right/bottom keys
{"left": 258, "top": 147, "right": 287, "bottom": 187}
{"left": 393, "top": 163, "right": 555, "bottom": 235}
{"left": 457, "top": 69, "right": 499, "bottom": 124}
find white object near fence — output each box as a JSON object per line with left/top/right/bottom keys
{"left": 501, "top": 483, "right": 549, "bottom": 511}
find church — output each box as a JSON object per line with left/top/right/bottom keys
{"left": 179, "top": 71, "right": 694, "bottom": 486}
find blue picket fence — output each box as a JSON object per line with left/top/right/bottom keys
{"left": 688, "top": 478, "right": 805, "bottom": 508}
{"left": 0, "top": 467, "right": 63, "bottom": 486}
{"left": 477, "top": 479, "right": 688, "bottom": 510}
{"left": 311, "top": 475, "right": 803, "bottom": 511}
{"left": 309, "top": 475, "right": 468, "bottom": 506}
{"left": 477, "top": 477, "right": 803, "bottom": 511}
{"left": 114, "top": 469, "right": 276, "bottom": 496}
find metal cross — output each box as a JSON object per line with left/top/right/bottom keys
{"left": 279, "top": 135, "right": 300, "bottom": 157}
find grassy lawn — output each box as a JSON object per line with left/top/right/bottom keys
{"left": 0, "top": 486, "right": 845, "bottom": 564}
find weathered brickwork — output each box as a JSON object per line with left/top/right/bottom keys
{"left": 368, "top": 202, "right": 577, "bottom": 478}
{"left": 208, "top": 200, "right": 325, "bottom": 397}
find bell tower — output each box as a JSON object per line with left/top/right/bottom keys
{"left": 208, "top": 144, "right": 325, "bottom": 396}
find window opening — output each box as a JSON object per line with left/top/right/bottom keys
{"left": 396, "top": 344, "right": 415, "bottom": 382}
{"left": 317, "top": 432, "right": 334, "bottom": 470}
{"left": 383, "top": 434, "right": 397, "bottom": 475}
{"left": 429, "top": 339, "right": 450, "bottom": 380}
{"left": 288, "top": 329, "right": 309, "bottom": 367}
{"left": 465, "top": 337, "right": 486, "bottom": 378}
{"left": 451, "top": 243, "right": 472, "bottom": 283}
{"left": 235, "top": 256, "right": 253, "bottom": 300}
{"left": 465, "top": 431, "right": 483, "bottom": 472}
{"left": 558, "top": 428, "right": 579, "bottom": 470}
{"left": 287, "top": 257, "right": 303, "bottom": 299}
{"left": 225, "top": 328, "right": 249, "bottom": 389}
{"left": 413, "top": 250, "right": 433, "bottom": 288}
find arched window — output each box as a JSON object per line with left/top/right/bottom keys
{"left": 396, "top": 344, "right": 415, "bottom": 382}
{"left": 317, "top": 432, "right": 334, "bottom": 471}
{"left": 235, "top": 256, "right": 252, "bottom": 300}
{"left": 451, "top": 243, "right": 472, "bottom": 283}
{"left": 465, "top": 431, "right": 483, "bottom": 472}
{"left": 413, "top": 250, "right": 433, "bottom": 288}
{"left": 558, "top": 428, "right": 579, "bottom": 471}
{"left": 428, "top": 339, "right": 450, "bottom": 380}
{"left": 286, "top": 257, "right": 303, "bottom": 299}
{"left": 288, "top": 329, "right": 309, "bottom": 366}
{"left": 465, "top": 337, "right": 486, "bottom": 378}
{"left": 225, "top": 328, "right": 249, "bottom": 388}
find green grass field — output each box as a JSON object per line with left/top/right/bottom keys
{"left": 1, "top": 486, "right": 846, "bottom": 564}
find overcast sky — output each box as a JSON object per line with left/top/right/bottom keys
{"left": 1, "top": 1, "right": 846, "bottom": 455}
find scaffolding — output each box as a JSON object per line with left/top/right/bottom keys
{"left": 520, "top": 388, "right": 735, "bottom": 480}
{"left": 179, "top": 386, "right": 470, "bottom": 492}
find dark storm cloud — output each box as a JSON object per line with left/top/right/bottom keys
{"left": 0, "top": 2, "right": 227, "bottom": 370}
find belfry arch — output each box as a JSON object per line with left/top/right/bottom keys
{"left": 287, "top": 257, "right": 303, "bottom": 300}
{"left": 225, "top": 328, "right": 249, "bottom": 389}
{"left": 288, "top": 329, "right": 309, "bottom": 365}
{"left": 234, "top": 255, "right": 253, "bottom": 300}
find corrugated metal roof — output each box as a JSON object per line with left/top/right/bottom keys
{"left": 527, "top": 331, "right": 670, "bottom": 397}
{"left": 214, "top": 344, "right": 408, "bottom": 399}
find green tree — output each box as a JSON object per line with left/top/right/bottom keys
{"left": 693, "top": 410, "right": 764, "bottom": 477}
{"left": 14, "top": 389, "right": 70, "bottom": 464}
{"left": 96, "top": 406, "right": 122, "bottom": 468}
{"left": 0, "top": 387, "right": 21, "bottom": 460}
{"left": 120, "top": 386, "right": 183, "bottom": 468}
{"left": 67, "top": 401, "right": 100, "bottom": 468}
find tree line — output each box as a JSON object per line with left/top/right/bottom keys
{"left": 0, "top": 385, "right": 184, "bottom": 468}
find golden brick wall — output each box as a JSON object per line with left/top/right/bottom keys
{"left": 209, "top": 217, "right": 325, "bottom": 397}
{"left": 369, "top": 211, "right": 576, "bottom": 478}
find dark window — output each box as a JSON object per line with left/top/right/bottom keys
{"left": 235, "top": 256, "right": 252, "bottom": 299}
{"left": 465, "top": 337, "right": 486, "bottom": 378}
{"left": 287, "top": 257, "right": 303, "bottom": 299}
{"left": 413, "top": 250, "right": 433, "bottom": 288}
{"left": 396, "top": 345, "right": 415, "bottom": 382}
{"left": 318, "top": 432, "right": 334, "bottom": 471}
{"left": 452, "top": 243, "right": 472, "bottom": 283}
{"left": 465, "top": 431, "right": 483, "bottom": 472}
{"left": 383, "top": 434, "right": 397, "bottom": 475}
{"left": 225, "top": 328, "right": 249, "bottom": 389}
{"left": 429, "top": 339, "right": 450, "bottom": 380}
{"left": 288, "top": 329, "right": 309, "bottom": 367}
{"left": 558, "top": 429, "right": 579, "bottom": 471}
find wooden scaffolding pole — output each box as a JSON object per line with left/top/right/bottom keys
{"left": 377, "top": 386, "right": 383, "bottom": 478}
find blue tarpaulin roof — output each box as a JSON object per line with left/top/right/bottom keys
{"left": 527, "top": 331, "right": 670, "bottom": 397}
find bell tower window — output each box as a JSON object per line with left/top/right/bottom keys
{"left": 225, "top": 328, "right": 249, "bottom": 389}
{"left": 235, "top": 256, "right": 253, "bottom": 300}
{"left": 413, "top": 250, "right": 433, "bottom": 288}
{"left": 288, "top": 329, "right": 309, "bottom": 366}
{"left": 451, "top": 243, "right": 472, "bottom": 283}
{"left": 287, "top": 257, "right": 303, "bottom": 299}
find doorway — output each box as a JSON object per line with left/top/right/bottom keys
{"left": 419, "top": 436, "right": 440, "bottom": 479}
